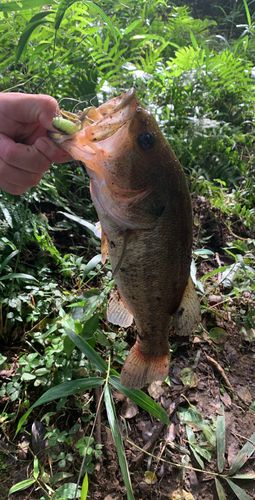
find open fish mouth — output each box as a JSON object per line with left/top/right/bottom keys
{"left": 48, "top": 88, "right": 141, "bottom": 163}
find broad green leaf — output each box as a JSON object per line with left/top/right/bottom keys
{"left": 65, "top": 328, "right": 108, "bottom": 373}
{"left": 50, "top": 472, "right": 73, "bottom": 485}
{"left": 15, "top": 13, "right": 54, "bottom": 64}
{"left": 201, "top": 266, "right": 230, "bottom": 281}
{"left": 229, "top": 431, "right": 255, "bottom": 475}
{"left": 104, "top": 385, "right": 135, "bottom": 500}
{"left": 193, "top": 249, "right": 214, "bottom": 256}
{"left": 178, "top": 407, "right": 216, "bottom": 447}
{"left": 109, "top": 375, "right": 169, "bottom": 425}
{"left": 215, "top": 478, "right": 227, "bottom": 500}
{"left": 81, "top": 314, "right": 99, "bottom": 339}
{"left": 226, "top": 479, "right": 253, "bottom": 500}
{"left": 0, "top": 250, "right": 19, "bottom": 274}
{"left": 59, "top": 212, "right": 99, "bottom": 237}
{"left": 216, "top": 405, "right": 225, "bottom": 473}
{"left": 232, "top": 473, "right": 255, "bottom": 479}
{"left": 190, "top": 30, "right": 198, "bottom": 49}
{"left": 81, "top": 472, "right": 89, "bottom": 500}
{"left": 0, "top": 0, "right": 53, "bottom": 11}
{"left": 22, "top": 373, "right": 36, "bottom": 381}
{"left": 209, "top": 327, "right": 228, "bottom": 345}
{"left": 75, "top": 295, "right": 103, "bottom": 322}
{"left": 124, "top": 19, "right": 142, "bottom": 35}
{"left": 82, "top": 254, "right": 102, "bottom": 280}
{"left": 52, "top": 482, "right": 81, "bottom": 499}
{"left": 186, "top": 426, "right": 204, "bottom": 469}
{"left": 16, "top": 377, "right": 104, "bottom": 435}
{"left": 0, "top": 273, "right": 38, "bottom": 281}
{"left": 9, "top": 478, "right": 36, "bottom": 494}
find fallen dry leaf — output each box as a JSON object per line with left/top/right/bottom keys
{"left": 148, "top": 380, "right": 165, "bottom": 399}
{"left": 236, "top": 385, "right": 252, "bottom": 404}
{"left": 121, "top": 398, "right": 139, "bottom": 418}
{"left": 170, "top": 488, "right": 194, "bottom": 500}
{"left": 144, "top": 470, "right": 158, "bottom": 484}
{"left": 220, "top": 391, "right": 232, "bottom": 408}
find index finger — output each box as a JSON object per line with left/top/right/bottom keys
{"left": 0, "top": 93, "right": 59, "bottom": 131}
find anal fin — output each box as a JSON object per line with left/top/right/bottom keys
{"left": 173, "top": 276, "right": 201, "bottom": 336}
{"left": 107, "top": 288, "right": 133, "bottom": 328}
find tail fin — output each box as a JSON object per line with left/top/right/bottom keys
{"left": 120, "top": 341, "right": 170, "bottom": 389}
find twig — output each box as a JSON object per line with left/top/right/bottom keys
{"left": 95, "top": 386, "right": 102, "bottom": 446}
{"left": 131, "top": 386, "right": 189, "bottom": 469}
{"left": 215, "top": 252, "right": 222, "bottom": 283}
{"left": 204, "top": 353, "right": 234, "bottom": 392}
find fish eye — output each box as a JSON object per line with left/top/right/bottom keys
{"left": 137, "top": 131, "right": 156, "bottom": 151}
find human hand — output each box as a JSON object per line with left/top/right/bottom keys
{"left": 0, "top": 93, "right": 72, "bottom": 194}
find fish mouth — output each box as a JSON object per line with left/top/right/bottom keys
{"left": 48, "top": 88, "right": 141, "bottom": 165}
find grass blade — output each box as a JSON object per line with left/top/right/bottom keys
{"left": 9, "top": 478, "right": 36, "bottom": 493}
{"left": 0, "top": 0, "right": 53, "bottom": 11}
{"left": 186, "top": 425, "right": 204, "bottom": 469}
{"left": 0, "top": 250, "right": 19, "bottom": 274}
{"left": 242, "top": 0, "right": 251, "bottom": 26}
{"left": 16, "top": 377, "right": 104, "bottom": 435}
{"left": 226, "top": 479, "right": 253, "bottom": 500}
{"left": 232, "top": 473, "right": 255, "bottom": 480}
{"left": 81, "top": 472, "right": 88, "bottom": 500}
{"left": 215, "top": 478, "right": 227, "bottom": 500}
{"left": 85, "top": 2, "right": 117, "bottom": 41}
{"left": 104, "top": 385, "right": 135, "bottom": 500}
{"left": 65, "top": 328, "right": 108, "bottom": 373}
{"left": 54, "top": 0, "right": 75, "bottom": 30}
{"left": 0, "top": 273, "right": 38, "bottom": 281}
{"left": 109, "top": 375, "right": 169, "bottom": 425}
{"left": 201, "top": 266, "right": 230, "bottom": 281}
{"left": 216, "top": 404, "right": 225, "bottom": 473}
{"left": 229, "top": 431, "right": 255, "bottom": 475}
{"left": 15, "top": 12, "right": 54, "bottom": 64}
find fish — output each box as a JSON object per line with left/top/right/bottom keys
{"left": 48, "top": 88, "right": 201, "bottom": 389}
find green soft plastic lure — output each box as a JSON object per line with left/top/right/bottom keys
{"left": 52, "top": 108, "right": 95, "bottom": 135}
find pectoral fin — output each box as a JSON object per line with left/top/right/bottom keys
{"left": 173, "top": 276, "right": 201, "bottom": 336}
{"left": 107, "top": 289, "right": 133, "bottom": 328}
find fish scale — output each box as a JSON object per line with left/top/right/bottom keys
{"left": 49, "top": 88, "right": 201, "bottom": 389}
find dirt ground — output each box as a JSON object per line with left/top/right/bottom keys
{"left": 1, "top": 192, "right": 255, "bottom": 500}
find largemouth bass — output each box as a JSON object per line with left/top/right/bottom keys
{"left": 49, "top": 88, "right": 200, "bottom": 389}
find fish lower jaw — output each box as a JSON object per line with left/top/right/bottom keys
{"left": 120, "top": 340, "right": 170, "bottom": 390}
